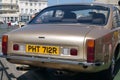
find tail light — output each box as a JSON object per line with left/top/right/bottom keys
{"left": 87, "top": 39, "right": 95, "bottom": 63}
{"left": 2, "top": 35, "right": 8, "bottom": 55}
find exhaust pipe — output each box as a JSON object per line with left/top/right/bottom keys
{"left": 16, "top": 66, "right": 31, "bottom": 71}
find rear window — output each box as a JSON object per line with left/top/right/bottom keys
{"left": 29, "top": 4, "right": 110, "bottom": 26}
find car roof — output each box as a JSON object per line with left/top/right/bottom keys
{"left": 47, "top": 2, "right": 115, "bottom": 9}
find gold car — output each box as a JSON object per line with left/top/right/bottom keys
{"left": 2, "top": 3, "right": 120, "bottom": 80}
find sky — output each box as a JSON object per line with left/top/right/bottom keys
{"left": 48, "top": 0, "right": 93, "bottom": 6}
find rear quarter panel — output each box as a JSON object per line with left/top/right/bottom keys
{"left": 85, "top": 27, "right": 120, "bottom": 63}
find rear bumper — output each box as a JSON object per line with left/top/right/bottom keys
{"left": 0, "top": 54, "right": 110, "bottom": 72}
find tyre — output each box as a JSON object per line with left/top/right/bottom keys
{"left": 102, "top": 57, "right": 115, "bottom": 80}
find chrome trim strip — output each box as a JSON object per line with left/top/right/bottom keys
{"left": 0, "top": 54, "right": 104, "bottom": 66}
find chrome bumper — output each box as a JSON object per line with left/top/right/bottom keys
{"left": 0, "top": 54, "right": 104, "bottom": 67}
{"left": 0, "top": 53, "right": 110, "bottom": 72}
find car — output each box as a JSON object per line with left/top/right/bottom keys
{"left": 2, "top": 2, "right": 120, "bottom": 80}
{"left": 0, "top": 21, "right": 4, "bottom": 24}
{"left": 11, "top": 21, "right": 18, "bottom": 26}
{"left": 18, "top": 21, "right": 26, "bottom": 28}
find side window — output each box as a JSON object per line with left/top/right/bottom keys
{"left": 113, "top": 8, "right": 120, "bottom": 27}
{"left": 33, "top": 10, "right": 64, "bottom": 23}
{"left": 55, "top": 10, "right": 64, "bottom": 18}
{"left": 116, "top": 10, "right": 120, "bottom": 26}
{"left": 34, "top": 10, "right": 54, "bottom": 23}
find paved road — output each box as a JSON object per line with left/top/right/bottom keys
{"left": 0, "top": 60, "right": 11, "bottom": 80}
{"left": 0, "top": 58, "right": 26, "bottom": 80}
{"left": 0, "top": 25, "right": 24, "bottom": 80}
{"left": 0, "top": 25, "right": 120, "bottom": 80}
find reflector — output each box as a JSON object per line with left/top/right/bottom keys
{"left": 13, "top": 44, "right": 19, "bottom": 50}
{"left": 70, "top": 48, "right": 77, "bottom": 56}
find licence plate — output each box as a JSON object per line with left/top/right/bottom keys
{"left": 26, "top": 44, "right": 59, "bottom": 55}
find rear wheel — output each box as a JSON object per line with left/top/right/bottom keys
{"left": 102, "top": 57, "right": 115, "bottom": 80}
